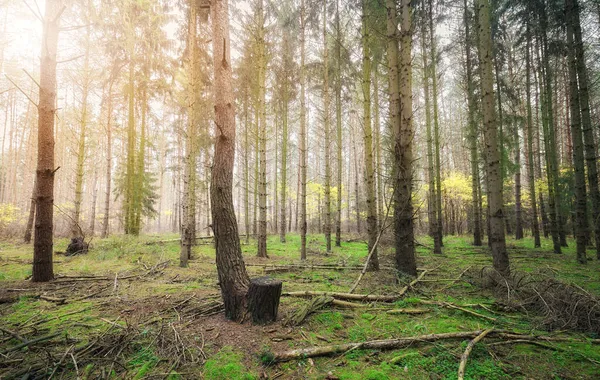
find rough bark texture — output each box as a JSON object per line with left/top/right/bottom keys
{"left": 476, "top": 0, "right": 509, "bottom": 276}
{"left": 421, "top": 3, "right": 441, "bottom": 253}
{"left": 257, "top": 0, "right": 268, "bottom": 259}
{"left": 32, "top": 0, "right": 62, "bottom": 282}
{"left": 323, "top": 0, "right": 332, "bottom": 253}
{"left": 211, "top": 0, "right": 250, "bottom": 321}
{"left": 335, "top": 0, "right": 343, "bottom": 248}
{"left": 566, "top": 0, "right": 587, "bottom": 264}
{"left": 362, "top": 0, "right": 379, "bottom": 271}
{"left": 393, "top": 0, "right": 417, "bottom": 277}
{"left": 463, "top": 0, "right": 482, "bottom": 246}
{"left": 299, "top": 0, "right": 307, "bottom": 261}
{"left": 247, "top": 277, "right": 282, "bottom": 324}
{"left": 101, "top": 76, "right": 115, "bottom": 239}
{"left": 24, "top": 178, "right": 37, "bottom": 244}
{"left": 571, "top": 0, "right": 600, "bottom": 259}
{"left": 428, "top": 0, "right": 444, "bottom": 249}
{"left": 524, "top": 12, "right": 540, "bottom": 248}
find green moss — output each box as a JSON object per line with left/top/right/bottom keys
{"left": 203, "top": 347, "right": 256, "bottom": 380}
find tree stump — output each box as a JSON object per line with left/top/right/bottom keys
{"left": 248, "top": 277, "right": 283, "bottom": 324}
{"left": 65, "top": 237, "right": 89, "bottom": 256}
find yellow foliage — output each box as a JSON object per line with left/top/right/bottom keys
{"left": 0, "top": 203, "right": 20, "bottom": 227}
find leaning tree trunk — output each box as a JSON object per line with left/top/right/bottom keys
{"left": 475, "top": 0, "right": 509, "bottom": 276}
{"left": 33, "top": 0, "right": 62, "bottom": 282}
{"left": 210, "top": 0, "right": 251, "bottom": 321}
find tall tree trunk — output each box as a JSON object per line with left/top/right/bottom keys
{"left": 429, "top": 0, "right": 444, "bottom": 248}
{"left": 244, "top": 87, "right": 251, "bottom": 243}
{"left": 475, "top": 0, "right": 510, "bottom": 276}
{"left": 299, "top": 0, "right": 308, "bottom": 260}
{"left": 72, "top": 20, "right": 90, "bottom": 238}
{"left": 373, "top": 67, "right": 383, "bottom": 230}
{"left": 257, "top": 1, "right": 267, "bottom": 258}
{"left": 525, "top": 15, "right": 541, "bottom": 248}
{"left": 89, "top": 169, "right": 98, "bottom": 237}
{"left": 422, "top": 3, "right": 442, "bottom": 253}
{"left": 33, "top": 0, "right": 62, "bottom": 282}
{"left": 323, "top": 0, "right": 332, "bottom": 253}
{"left": 566, "top": 0, "right": 587, "bottom": 264}
{"left": 361, "top": 0, "right": 379, "bottom": 271}
{"left": 101, "top": 77, "right": 114, "bottom": 239}
{"left": 389, "top": 0, "right": 417, "bottom": 276}
{"left": 537, "top": 4, "right": 562, "bottom": 253}
{"left": 463, "top": 0, "right": 482, "bottom": 246}
{"left": 571, "top": 0, "right": 600, "bottom": 259}
{"left": 210, "top": 0, "right": 250, "bottom": 322}
{"left": 279, "top": 33, "right": 289, "bottom": 243}
{"left": 335, "top": 0, "right": 343, "bottom": 247}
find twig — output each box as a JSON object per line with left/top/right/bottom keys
{"left": 282, "top": 291, "right": 400, "bottom": 302}
{"left": 457, "top": 329, "right": 494, "bottom": 380}
{"left": 4, "top": 75, "right": 37, "bottom": 107}
{"left": 0, "top": 327, "right": 26, "bottom": 343}
{"left": 48, "top": 345, "right": 74, "bottom": 379}
{"left": 440, "top": 266, "right": 472, "bottom": 291}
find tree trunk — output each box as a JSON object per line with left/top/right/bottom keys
{"left": 89, "top": 170, "right": 98, "bottom": 237}
{"left": 210, "top": 0, "right": 251, "bottom": 321}
{"left": 429, "top": 0, "right": 444, "bottom": 249}
{"left": 392, "top": 0, "right": 417, "bottom": 277}
{"left": 361, "top": 0, "right": 379, "bottom": 271}
{"left": 463, "top": 0, "right": 482, "bottom": 246}
{"left": 322, "top": 0, "right": 332, "bottom": 253}
{"left": 33, "top": 0, "right": 62, "bottom": 282}
{"left": 299, "top": 0, "right": 307, "bottom": 261}
{"left": 571, "top": 0, "right": 600, "bottom": 259}
{"left": 24, "top": 177, "right": 37, "bottom": 244}
{"left": 475, "top": 0, "right": 509, "bottom": 276}
{"left": 525, "top": 15, "right": 541, "bottom": 248}
{"left": 566, "top": 0, "right": 587, "bottom": 264}
{"left": 101, "top": 76, "right": 114, "bottom": 239}
{"left": 335, "top": 0, "right": 343, "bottom": 248}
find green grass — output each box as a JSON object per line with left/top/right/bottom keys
{"left": 1, "top": 232, "right": 600, "bottom": 378}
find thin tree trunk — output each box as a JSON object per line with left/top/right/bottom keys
{"left": 24, "top": 177, "right": 37, "bottom": 244}
{"left": 335, "top": 0, "right": 343, "bottom": 247}
{"left": 299, "top": 0, "right": 308, "bottom": 260}
{"left": 463, "top": 0, "right": 482, "bottom": 246}
{"left": 566, "top": 0, "right": 587, "bottom": 264}
{"left": 429, "top": 0, "right": 444, "bottom": 248}
{"left": 101, "top": 77, "right": 114, "bottom": 239}
{"left": 323, "top": 0, "right": 332, "bottom": 252}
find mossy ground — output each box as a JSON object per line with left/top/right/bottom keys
{"left": 0, "top": 233, "right": 599, "bottom": 379}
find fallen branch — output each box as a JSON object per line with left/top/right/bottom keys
{"left": 282, "top": 291, "right": 399, "bottom": 302}
{"left": 386, "top": 308, "right": 428, "bottom": 315}
{"left": 457, "top": 329, "right": 494, "bottom": 380}
{"left": 419, "top": 300, "right": 497, "bottom": 322}
{"left": 397, "top": 268, "right": 434, "bottom": 298}
{"left": 440, "top": 266, "right": 472, "bottom": 291}
{"left": 0, "top": 332, "right": 62, "bottom": 354}
{"left": 487, "top": 339, "right": 600, "bottom": 366}
{"left": 270, "top": 330, "right": 599, "bottom": 362}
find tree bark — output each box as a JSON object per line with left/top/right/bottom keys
{"left": 33, "top": 0, "right": 62, "bottom": 282}
{"left": 323, "top": 0, "right": 332, "bottom": 253}
{"left": 210, "top": 0, "right": 251, "bottom": 321}
{"left": 299, "top": 0, "right": 308, "bottom": 261}
{"left": 566, "top": 0, "right": 587, "bottom": 264}
{"left": 475, "top": 0, "right": 509, "bottom": 276}
{"left": 257, "top": 0, "right": 268, "bottom": 258}
{"left": 361, "top": 0, "right": 379, "bottom": 271}
{"left": 335, "top": 0, "right": 343, "bottom": 248}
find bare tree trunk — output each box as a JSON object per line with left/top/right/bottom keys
{"left": 24, "top": 177, "right": 37, "bottom": 244}
{"left": 391, "top": 0, "right": 417, "bottom": 276}
{"left": 335, "top": 0, "right": 343, "bottom": 247}
{"left": 299, "top": 0, "right": 307, "bottom": 260}
{"left": 257, "top": 0, "right": 268, "bottom": 259}
{"left": 33, "top": 0, "right": 62, "bottom": 282}
{"left": 475, "top": 0, "right": 509, "bottom": 276}
{"left": 525, "top": 14, "right": 540, "bottom": 248}
{"left": 463, "top": 0, "right": 482, "bottom": 246}
{"left": 571, "top": 0, "right": 600, "bottom": 259}
{"left": 566, "top": 0, "right": 587, "bottom": 264}
{"left": 89, "top": 169, "right": 98, "bottom": 237}
{"left": 361, "top": 0, "right": 379, "bottom": 271}
{"left": 210, "top": 0, "right": 250, "bottom": 321}
{"left": 101, "top": 76, "right": 115, "bottom": 239}
{"left": 323, "top": 0, "right": 332, "bottom": 253}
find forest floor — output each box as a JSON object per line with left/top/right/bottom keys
{"left": 1, "top": 233, "right": 600, "bottom": 379}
